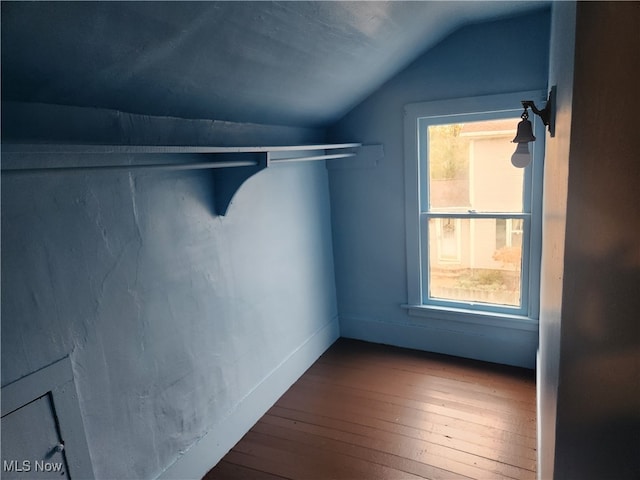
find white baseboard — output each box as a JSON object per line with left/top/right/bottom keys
{"left": 340, "top": 315, "right": 537, "bottom": 369}
{"left": 157, "top": 317, "right": 340, "bottom": 480}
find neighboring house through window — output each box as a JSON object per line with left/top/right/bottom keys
{"left": 403, "top": 91, "right": 545, "bottom": 322}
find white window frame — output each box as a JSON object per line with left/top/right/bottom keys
{"left": 403, "top": 91, "right": 545, "bottom": 324}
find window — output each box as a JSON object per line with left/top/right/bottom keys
{"left": 404, "top": 92, "right": 544, "bottom": 319}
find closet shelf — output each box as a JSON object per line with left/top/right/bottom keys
{"left": 1, "top": 142, "right": 362, "bottom": 216}
{"left": 0, "top": 143, "right": 361, "bottom": 155}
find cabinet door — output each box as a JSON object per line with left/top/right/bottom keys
{"left": 2, "top": 393, "right": 70, "bottom": 479}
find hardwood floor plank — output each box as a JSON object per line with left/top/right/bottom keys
{"left": 202, "top": 460, "right": 289, "bottom": 480}
{"left": 252, "top": 418, "right": 479, "bottom": 480}
{"left": 265, "top": 406, "right": 536, "bottom": 466}
{"left": 304, "top": 364, "right": 536, "bottom": 415}
{"left": 268, "top": 403, "right": 536, "bottom": 460}
{"left": 324, "top": 339, "right": 534, "bottom": 381}
{"left": 204, "top": 339, "right": 537, "bottom": 480}
{"left": 301, "top": 366, "right": 535, "bottom": 414}
{"left": 261, "top": 413, "right": 535, "bottom": 475}
{"left": 232, "top": 431, "right": 427, "bottom": 480}
{"left": 256, "top": 412, "right": 533, "bottom": 479}
{"left": 300, "top": 374, "right": 535, "bottom": 431}
{"left": 309, "top": 360, "right": 536, "bottom": 410}
{"left": 321, "top": 340, "right": 535, "bottom": 387}
{"left": 282, "top": 379, "right": 536, "bottom": 440}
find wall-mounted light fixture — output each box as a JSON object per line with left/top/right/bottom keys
{"left": 511, "top": 86, "right": 556, "bottom": 168}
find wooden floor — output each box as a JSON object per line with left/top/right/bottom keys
{"left": 204, "top": 339, "right": 536, "bottom": 480}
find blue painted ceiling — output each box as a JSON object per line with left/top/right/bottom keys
{"left": 1, "top": 1, "right": 548, "bottom": 127}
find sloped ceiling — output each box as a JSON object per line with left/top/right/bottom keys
{"left": 1, "top": 1, "right": 548, "bottom": 127}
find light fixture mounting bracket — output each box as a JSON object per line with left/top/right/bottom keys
{"left": 521, "top": 86, "right": 556, "bottom": 137}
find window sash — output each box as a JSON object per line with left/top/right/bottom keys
{"left": 419, "top": 114, "right": 533, "bottom": 217}
{"left": 420, "top": 214, "right": 532, "bottom": 314}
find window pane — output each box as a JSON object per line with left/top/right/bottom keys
{"left": 428, "top": 118, "right": 524, "bottom": 212}
{"left": 428, "top": 218, "right": 523, "bottom": 307}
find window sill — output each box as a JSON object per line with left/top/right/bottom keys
{"left": 401, "top": 304, "right": 538, "bottom": 332}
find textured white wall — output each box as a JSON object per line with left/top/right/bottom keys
{"left": 1, "top": 104, "right": 338, "bottom": 479}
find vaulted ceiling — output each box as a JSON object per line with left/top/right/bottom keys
{"left": 1, "top": 1, "right": 548, "bottom": 127}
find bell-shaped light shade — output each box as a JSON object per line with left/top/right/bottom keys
{"left": 511, "top": 142, "right": 531, "bottom": 168}
{"left": 512, "top": 118, "right": 536, "bottom": 143}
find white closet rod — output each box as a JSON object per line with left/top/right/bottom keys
{"left": 269, "top": 152, "right": 356, "bottom": 164}
{"left": 1, "top": 160, "right": 259, "bottom": 175}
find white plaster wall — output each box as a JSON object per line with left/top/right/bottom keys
{"left": 537, "top": 2, "right": 576, "bottom": 478}
{"left": 1, "top": 105, "right": 338, "bottom": 479}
